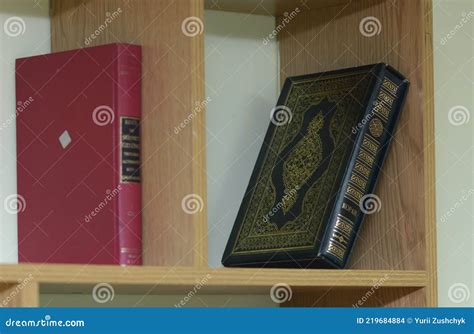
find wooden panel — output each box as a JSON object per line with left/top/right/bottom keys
{"left": 278, "top": 0, "right": 432, "bottom": 273}
{"left": 51, "top": 0, "right": 207, "bottom": 267}
{"left": 0, "top": 282, "right": 39, "bottom": 307}
{"left": 284, "top": 287, "right": 426, "bottom": 307}
{"left": 422, "top": 0, "right": 437, "bottom": 307}
{"left": 204, "top": 0, "right": 350, "bottom": 15}
{"left": 0, "top": 264, "right": 426, "bottom": 295}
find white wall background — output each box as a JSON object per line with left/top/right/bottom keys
{"left": 0, "top": 0, "right": 50, "bottom": 263}
{"left": 433, "top": 0, "right": 473, "bottom": 307}
{"left": 204, "top": 10, "right": 279, "bottom": 268}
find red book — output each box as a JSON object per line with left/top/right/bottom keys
{"left": 16, "top": 44, "right": 142, "bottom": 265}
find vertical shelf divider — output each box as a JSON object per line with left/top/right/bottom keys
{"left": 50, "top": 0, "right": 207, "bottom": 267}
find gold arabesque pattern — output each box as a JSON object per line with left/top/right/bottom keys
{"left": 232, "top": 71, "right": 374, "bottom": 254}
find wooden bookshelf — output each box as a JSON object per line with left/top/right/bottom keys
{"left": 0, "top": 0, "right": 436, "bottom": 307}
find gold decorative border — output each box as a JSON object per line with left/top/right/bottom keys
{"left": 231, "top": 70, "right": 375, "bottom": 255}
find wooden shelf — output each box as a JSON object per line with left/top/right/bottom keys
{"left": 0, "top": 264, "right": 427, "bottom": 291}
{"left": 0, "top": 264, "right": 427, "bottom": 306}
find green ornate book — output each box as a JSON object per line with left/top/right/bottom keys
{"left": 222, "top": 64, "right": 409, "bottom": 269}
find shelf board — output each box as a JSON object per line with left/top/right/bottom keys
{"left": 0, "top": 264, "right": 427, "bottom": 295}
{"left": 204, "top": 0, "right": 351, "bottom": 16}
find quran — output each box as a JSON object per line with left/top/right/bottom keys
{"left": 222, "top": 64, "right": 409, "bottom": 269}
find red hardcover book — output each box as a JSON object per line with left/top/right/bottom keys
{"left": 16, "top": 44, "right": 142, "bottom": 265}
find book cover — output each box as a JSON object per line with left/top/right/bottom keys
{"left": 16, "top": 44, "right": 142, "bottom": 265}
{"left": 222, "top": 63, "right": 409, "bottom": 269}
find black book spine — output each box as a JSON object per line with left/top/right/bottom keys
{"left": 318, "top": 65, "right": 410, "bottom": 268}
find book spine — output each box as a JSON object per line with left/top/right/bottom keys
{"left": 116, "top": 45, "right": 142, "bottom": 265}
{"left": 319, "top": 66, "right": 409, "bottom": 268}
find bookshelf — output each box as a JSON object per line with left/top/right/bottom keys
{"left": 0, "top": 0, "right": 436, "bottom": 307}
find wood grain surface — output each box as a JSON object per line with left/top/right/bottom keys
{"left": 51, "top": 0, "right": 207, "bottom": 267}
{"left": 204, "top": 0, "right": 351, "bottom": 15}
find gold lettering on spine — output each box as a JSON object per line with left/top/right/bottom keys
{"left": 122, "top": 159, "right": 140, "bottom": 164}
{"left": 122, "top": 142, "right": 140, "bottom": 149}
{"left": 327, "top": 75, "right": 399, "bottom": 264}
{"left": 378, "top": 105, "right": 390, "bottom": 120}
{"left": 123, "top": 119, "right": 136, "bottom": 125}
{"left": 120, "top": 117, "right": 141, "bottom": 183}
{"left": 362, "top": 135, "right": 378, "bottom": 155}
{"left": 335, "top": 217, "right": 353, "bottom": 235}
{"left": 382, "top": 78, "right": 399, "bottom": 95}
{"left": 331, "top": 233, "right": 347, "bottom": 246}
{"left": 342, "top": 202, "right": 357, "bottom": 216}
{"left": 328, "top": 213, "right": 354, "bottom": 259}
{"left": 354, "top": 161, "right": 371, "bottom": 178}
{"left": 346, "top": 185, "right": 363, "bottom": 203}
{"left": 350, "top": 173, "right": 367, "bottom": 190}
{"left": 124, "top": 151, "right": 139, "bottom": 158}
{"left": 379, "top": 90, "right": 394, "bottom": 108}
{"left": 327, "top": 243, "right": 345, "bottom": 261}
{"left": 359, "top": 148, "right": 376, "bottom": 166}
{"left": 122, "top": 135, "right": 140, "bottom": 141}
{"left": 373, "top": 100, "right": 389, "bottom": 122}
